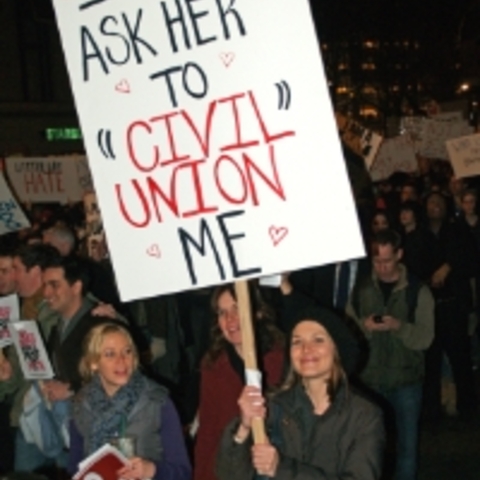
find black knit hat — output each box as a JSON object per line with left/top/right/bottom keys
{"left": 289, "top": 306, "right": 360, "bottom": 376}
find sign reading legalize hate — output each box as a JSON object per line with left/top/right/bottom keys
{"left": 5, "top": 156, "right": 92, "bottom": 204}
{"left": 52, "top": 0, "right": 364, "bottom": 301}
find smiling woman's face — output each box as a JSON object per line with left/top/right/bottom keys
{"left": 290, "top": 321, "right": 335, "bottom": 381}
{"left": 217, "top": 290, "right": 242, "bottom": 350}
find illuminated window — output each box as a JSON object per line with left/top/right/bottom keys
{"left": 336, "top": 86, "right": 349, "bottom": 94}
{"left": 361, "top": 63, "right": 376, "bottom": 70}
{"left": 362, "top": 86, "right": 377, "bottom": 95}
{"left": 359, "top": 107, "right": 378, "bottom": 117}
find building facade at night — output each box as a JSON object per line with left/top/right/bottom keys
{"left": 0, "top": 0, "right": 475, "bottom": 156}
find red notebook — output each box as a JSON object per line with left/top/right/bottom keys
{"left": 74, "top": 444, "right": 129, "bottom": 480}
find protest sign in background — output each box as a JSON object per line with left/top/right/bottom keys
{"left": 335, "top": 113, "right": 383, "bottom": 169}
{"left": 9, "top": 321, "right": 54, "bottom": 380}
{"left": 370, "top": 135, "right": 418, "bottom": 182}
{"left": 418, "top": 118, "right": 473, "bottom": 160}
{"left": 5, "top": 156, "right": 86, "bottom": 204}
{"left": 446, "top": 133, "right": 480, "bottom": 179}
{"left": 0, "top": 173, "right": 30, "bottom": 235}
{"left": 75, "top": 155, "right": 94, "bottom": 196}
{"left": 53, "top": 0, "right": 364, "bottom": 301}
{"left": 0, "top": 294, "right": 20, "bottom": 348}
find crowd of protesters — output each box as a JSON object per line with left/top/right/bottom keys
{"left": 0, "top": 153, "right": 479, "bottom": 480}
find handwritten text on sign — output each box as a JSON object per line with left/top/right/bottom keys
{"left": 370, "top": 135, "right": 418, "bottom": 182}
{"left": 0, "top": 174, "right": 30, "bottom": 236}
{"left": 446, "top": 133, "right": 480, "bottom": 179}
{"left": 53, "top": 0, "right": 364, "bottom": 301}
{"left": 0, "top": 294, "right": 20, "bottom": 348}
{"left": 5, "top": 157, "right": 88, "bottom": 204}
{"left": 8, "top": 321, "right": 54, "bottom": 380}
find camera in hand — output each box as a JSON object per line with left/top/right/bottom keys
{"left": 373, "top": 314, "right": 384, "bottom": 324}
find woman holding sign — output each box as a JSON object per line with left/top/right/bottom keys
{"left": 69, "top": 323, "right": 191, "bottom": 480}
{"left": 194, "top": 282, "right": 285, "bottom": 480}
{"left": 216, "top": 306, "right": 385, "bottom": 480}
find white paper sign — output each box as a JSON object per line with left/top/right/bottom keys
{"left": 446, "top": 133, "right": 480, "bottom": 179}
{"left": 52, "top": 0, "right": 364, "bottom": 301}
{"left": 419, "top": 119, "right": 473, "bottom": 160}
{"left": 75, "top": 155, "right": 94, "bottom": 196}
{"left": 5, "top": 157, "right": 86, "bottom": 204}
{"left": 0, "top": 294, "right": 20, "bottom": 348}
{"left": 433, "top": 111, "right": 463, "bottom": 122}
{"left": 335, "top": 113, "right": 383, "bottom": 169}
{"left": 370, "top": 136, "right": 418, "bottom": 182}
{"left": 0, "top": 174, "right": 30, "bottom": 236}
{"left": 8, "top": 321, "right": 54, "bottom": 380}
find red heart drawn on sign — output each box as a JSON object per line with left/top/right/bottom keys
{"left": 146, "top": 244, "right": 161, "bottom": 258}
{"left": 269, "top": 226, "right": 288, "bottom": 246}
{"left": 219, "top": 52, "right": 235, "bottom": 67}
{"left": 115, "top": 79, "right": 131, "bottom": 93}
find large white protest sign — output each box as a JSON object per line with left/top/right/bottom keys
{"left": 418, "top": 119, "right": 473, "bottom": 160}
{"left": 0, "top": 174, "right": 30, "bottom": 236}
{"left": 446, "top": 133, "right": 480, "bottom": 179}
{"left": 0, "top": 294, "right": 20, "bottom": 348}
{"left": 52, "top": 0, "right": 364, "bottom": 301}
{"left": 370, "top": 135, "right": 418, "bottom": 182}
{"left": 5, "top": 157, "right": 86, "bottom": 204}
{"left": 8, "top": 321, "right": 54, "bottom": 380}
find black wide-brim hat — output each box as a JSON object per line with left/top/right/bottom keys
{"left": 289, "top": 306, "right": 360, "bottom": 376}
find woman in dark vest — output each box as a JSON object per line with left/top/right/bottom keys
{"left": 69, "top": 323, "right": 191, "bottom": 480}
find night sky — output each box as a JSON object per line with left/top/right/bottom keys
{"left": 308, "top": 0, "right": 472, "bottom": 43}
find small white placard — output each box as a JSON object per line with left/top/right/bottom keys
{"left": 446, "top": 133, "right": 480, "bottom": 179}
{"left": 0, "top": 294, "right": 20, "bottom": 348}
{"left": 8, "top": 321, "right": 54, "bottom": 380}
{"left": 0, "top": 174, "right": 30, "bottom": 236}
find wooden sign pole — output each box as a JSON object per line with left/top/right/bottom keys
{"left": 234, "top": 280, "right": 267, "bottom": 445}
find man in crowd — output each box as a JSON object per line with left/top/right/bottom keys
{"left": 41, "top": 255, "right": 123, "bottom": 398}
{"left": 0, "top": 244, "right": 60, "bottom": 473}
{"left": 347, "top": 229, "right": 434, "bottom": 480}
{"left": 43, "top": 224, "right": 122, "bottom": 312}
{"left": 0, "top": 247, "right": 15, "bottom": 296}
{"left": 1, "top": 247, "right": 123, "bottom": 473}
{"left": 423, "top": 191, "right": 478, "bottom": 421}
{"left": 5, "top": 251, "right": 124, "bottom": 471}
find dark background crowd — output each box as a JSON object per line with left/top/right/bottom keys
{"left": 1, "top": 148, "right": 480, "bottom": 480}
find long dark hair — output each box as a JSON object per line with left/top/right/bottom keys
{"left": 204, "top": 282, "right": 284, "bottom": 367}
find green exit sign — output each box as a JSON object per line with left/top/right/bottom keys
{"left": 45, "top": 128, "right": 82, "bottom": 141}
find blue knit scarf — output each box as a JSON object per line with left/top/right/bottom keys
{"left": 84, "top": 370, "right": 145, "bottom": 453}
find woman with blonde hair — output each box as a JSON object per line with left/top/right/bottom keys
{"left": 216, "top": 306, "right": 385, "bottom": 480}
{"left": 69, "top": 323, "right": 191, "bottom": 480}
